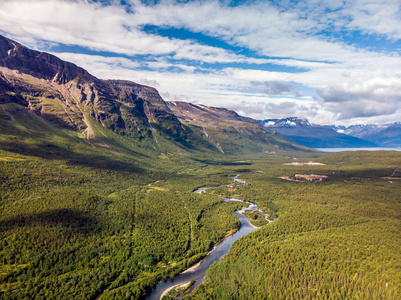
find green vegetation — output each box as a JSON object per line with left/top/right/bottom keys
{"left": 0, "top": 105, "right": 242, "bottom": 299}
{"left": 187, "top": 151, "right": 401, "bottom": 300}
{"left": 1, "top": 103, "right": 401, "bottom": 299}
{"left": 242, "top": 210, "right": 269, "bottom": 227}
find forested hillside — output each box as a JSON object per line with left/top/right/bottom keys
{"left": 0, "top": 103, "right": 246, "bottom": 299}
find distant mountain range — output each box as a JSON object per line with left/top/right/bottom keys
{"left": 260, "top": 117, "right": 380, "bottom": 148}
{"left": 261, "top": 117, "right": 401, "bottom": 148}
{"left": 0, "top": 34, "right": 306, "bottom": 156}
{"left": 331, "top": 123, "right": 401, "bottom": 147}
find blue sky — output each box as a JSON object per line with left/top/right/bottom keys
{"left": 1, "top": 0, "right": 401, "bottom": 125}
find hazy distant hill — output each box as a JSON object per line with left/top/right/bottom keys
{"left": 260, "top": 117, "right": 378, "bottom": 148}
{"left": 335, "top": 123, "right": 401, "bottom": 147}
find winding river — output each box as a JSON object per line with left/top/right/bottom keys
{"left": 145, "top": 176, "right": 269, "bottom": 300}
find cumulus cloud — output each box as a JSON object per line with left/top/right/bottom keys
{"left": 341, "top": 0, "right": 401, "bottom": 40}
{"left": 250, "top": 81, "right": 303, "bottom": 97}
{"left": 53, "top": 52, "right": 141, "bottom": 76}
{"left": 316, "top": 78, "right": 401, "bottom": 119}
{"left": 3, "top": 0, "right": 400, "bottom": 68}
{"left": 127, "top": 0, "right": 401, "bottom": 64}
{"left": 227, "top": 98, "right": 326, "bottom": 122}
{"left": 2, "top": 0, "right": 401, "bottom": 124}
{"left": 0, "top": 0, "right": 250, "bottom": 64}
{"left": 263, "top": 101, "right": 320, "bottom": 119}
{"left": 140, "top": 78, "right": 160, "bottom": 87}
{"left": 264, "top": 101, "right": 299, "bottom": 115}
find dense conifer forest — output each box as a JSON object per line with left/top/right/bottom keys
{"left": 1, "top": 103, "right": 401, "bottom": 299}
{"left": 188, "top": 152, "right": 401, "bottom": 300}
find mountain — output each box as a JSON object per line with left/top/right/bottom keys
{"left": 341, "top": 123, "right": 401, "bottom": 147}
{"left": 260, "top": 117, "right": 378, "bottom": 148}
{"left": 329, "top": 125, "right": 347, "bottom": 133}
{"left": 0, "top": 35, "right": 182, "bottom": 141}
{"left": 167, "top": 102, "right": 307, "bottom": 154}
{"left": 0, "top": 34, "right": 305, "bottom": 155}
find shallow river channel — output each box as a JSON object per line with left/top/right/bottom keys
{"left": 145, "top": 177, "right": 269, "bottom": 300}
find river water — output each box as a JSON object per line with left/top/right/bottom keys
{"left": 145, "top": 180, "right": 266, "bottom": 300}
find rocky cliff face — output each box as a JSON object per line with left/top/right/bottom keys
{"left": 0, "top": 34, "right": 187, "bottom": 142}
{"left": 0, "top": 36, "right": 91, "bottom": 84}
{"left": 107, "top": 80, "right": 170, "bottom": 111}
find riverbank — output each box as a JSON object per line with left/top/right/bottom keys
{"left": 160, "top": 280, "right": 194, "bottom": 299}
{"left": 146, "top": 175, "right": 274, "bottom": 300}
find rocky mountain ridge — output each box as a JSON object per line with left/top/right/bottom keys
{"left": 167, "top": 101, "right": 306, "bottom": 154}
{"left": 0, "top": 35, "right": 180, "bottom": 140}
{"left": 0, "top": 34, "right": 304, "bottom": 154}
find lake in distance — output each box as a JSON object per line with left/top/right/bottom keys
{"left": 317, "top": 147, "right": 401, "bottom": 152}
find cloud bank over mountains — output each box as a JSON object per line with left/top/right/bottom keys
{"left": 1, "top": 0, "right": 401, "bottom": 125}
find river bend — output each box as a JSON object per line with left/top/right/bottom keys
{"left": 145, "top": 177, "right": 268, "bottom": 300}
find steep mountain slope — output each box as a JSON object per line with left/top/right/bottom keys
{"left": 0, "top": 35, "right": 198, "bottom": 146}
{"left": 260, "top": 117, "right": 378, "bottom": 148}
{"left": 343, "top": 123, "right": 401, "bottom": 147}
{"left": 167, "top": 101, "right": 309, "bottom": 154}
{"left": 0, "top": 34, "right": 305, "bottom": 155}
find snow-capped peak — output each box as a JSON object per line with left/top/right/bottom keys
{"left": 285, "top": 120, "right": 297, "bottom": 126}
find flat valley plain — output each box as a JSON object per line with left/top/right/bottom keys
{"left": 1, "top": 113, "right": 400, "bottom": 300}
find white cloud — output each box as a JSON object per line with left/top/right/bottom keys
{"left": 2, "top": 0, "right": 401, "bottom": 125}
{"left": 342, "top": 0, "right": 401, "bottom": 40}
{"left": 0, "top": 0, "right": 249, "bottom": 63}
{"left": 124, "top": 0, "right": 401, "bottom": 90}
{"left": 316, "top": 78, "right": 401, "bottom": 119}
{"left": 127, "top": 0, "right": 397, "bottom": 63}
{"left": 3, "top": 0, "right": 399, "bottom": 67}
{"left": 53, "top": 52, "right": 140, "bottom": 74}
{"left": 250, "top": 81, "right": 303, "bottom": 97}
